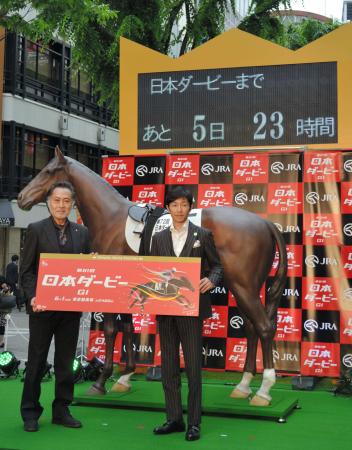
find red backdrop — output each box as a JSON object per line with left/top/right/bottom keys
{"left": 86, "top": 150, "right": 352, "bottom": 377}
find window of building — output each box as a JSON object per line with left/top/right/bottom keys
{"left": 35, "top": 136, "right": 51, "bottom": 173}
{"left": 79, "top": 72, "right": 92, "bottom": 100}
{"left": 25, "top": 40, "right": 61, "bottom": 87}
{"left": 22, "top": 132, "right": 52, "bottom": 177}
{"left": 23, "top": 132, "right": 35, "bottom": 178}
{"left": 25, "top": 41, "right": 37, "bottom": 77}
{"left": 37, "top": 47, "right": 53, "bottom": 83}
{"left": 5, "top": 32, "right": 113, "bottom": 125}
{"left": 2, "top": 123, "right": 112, "bottom": 198}
{"left": 71, "top": 70, "right": 92, "bottom": 101}
{"left": 71, "top": 70, "right": 79, "bottom": 96}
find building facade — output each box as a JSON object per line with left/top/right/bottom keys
{"left": 224, "top": 0, "right": 250, "bottom": 29}
{"left": 343, "top": 1, "right": 352, "bottom": 21}
{"left": 0, "top": 30, "right": 119, "bottom": 273}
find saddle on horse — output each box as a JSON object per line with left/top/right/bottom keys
{"left": 128, "top": 204, "right": 166, "bottom": 255}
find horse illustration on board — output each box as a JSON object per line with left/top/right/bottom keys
{"left": 129, "top": 273, "right": 195, "bottom": 312}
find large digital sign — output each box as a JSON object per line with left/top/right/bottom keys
{"left": 138, "top": 62, "right": 337, "bottom": 149}
{"left": 120, "top": 24, "right": 352, "bottom": 154}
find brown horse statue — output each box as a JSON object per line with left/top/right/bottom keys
{"left": 17, "top": 147, "right": 287, "bottom": 406}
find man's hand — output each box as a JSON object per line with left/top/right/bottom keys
{"left": 31, "top": 297, "right": 47, "bottom": 313}
{"left": 199, "top": 277, "right": 214, "bottom": 294}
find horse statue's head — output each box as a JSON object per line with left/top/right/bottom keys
{"left": 17, "top": 146, "right": 69, "bottom": 210}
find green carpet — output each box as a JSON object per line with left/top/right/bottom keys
{"left": 0, "top": 375, "right": 351, "bottom": 450}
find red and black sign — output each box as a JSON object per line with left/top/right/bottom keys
{"left": 92, "top": 150, "right": 352, "bottom": 377}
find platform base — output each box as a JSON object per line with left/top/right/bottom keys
{"left": 74, "top": 380, "right": 299, "bottom": 422}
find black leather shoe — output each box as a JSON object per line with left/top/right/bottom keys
{"left": 185, "top": 425, "right": 200, "bottom": 441}
{"left": 24, "top": 419, "right": 39, "bottom": 432}
{"left": 153, "top": 420, "right": 186, "bottom": 435}
{"left": 52, "top": 415, "right": 82, "bottom": 428}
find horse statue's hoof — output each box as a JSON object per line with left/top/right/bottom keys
{"left": 249, "top": 394, "right": 271, "bottom": 407}
{"left": 85, "top": 385, "right": 106, "bottom": 396}
{"left": 230, "top": 388, "right": 251, "bottom": 399}
{"left": 110, "top": 382, "right": 131, "bottom": 393}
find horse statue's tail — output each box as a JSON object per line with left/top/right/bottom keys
{"left": 265, "top": 221, "right": 288, "bottom": 315}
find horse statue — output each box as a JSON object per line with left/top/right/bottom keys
{"left": 129, "top": 275, "right": 195, "bottom": 311}
{"left": 17, "top": 146, "right": 287, "bottom": 406}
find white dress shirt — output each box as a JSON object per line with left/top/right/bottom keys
{"left": 170, "top": 220, "right": 189, "bottom": 257}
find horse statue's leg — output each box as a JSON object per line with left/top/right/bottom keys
{"left": 86, "top": 313, "right": 118, "bottom": 395}
{"left": 247, "top": 280, "right": 282, "bottom": 406}
{"left": 111, "top": 320, "right": 136, "bottom": 392}
{"left": 249, "top": 222, "right": 287, "bottom": 406}
{"left": 230, "top": 315, "right": 258, "bottom": 399}
{"left": 229, "top": 285, "right": 276, "bottom": 406}
{"left": 223, "top": 219, "right": 287, "bottom": 406}
{"left": 250, "top": 338, "right": 276, "bottom": 406}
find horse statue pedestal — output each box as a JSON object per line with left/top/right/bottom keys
{"left": 74, "top": 378, "right": 300, "bottom": 423}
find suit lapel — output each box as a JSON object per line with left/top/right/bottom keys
{"left": 179, "top": 222, "right": 198, "bottom": 257}
{"left": 43, "top": 218, "right": 60, "bottom": 253}
{"left": 165, "top": 229, "right": 176, "bottom": 257}
{"left": 69, "top": 222, "right": 81, "bottom": 254}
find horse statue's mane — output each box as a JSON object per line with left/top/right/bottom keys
{"left": 64, "top": 155, "right": 129, "bottom": 201}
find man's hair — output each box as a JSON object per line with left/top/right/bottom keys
{"left": 11, "top": 255, "right": 19, "bottom": 262}
{"left": 165, "top": 187, "right": 193, "bottom": 207}
{"left": 46, "top": 181, "right": 75, "bottom": 201}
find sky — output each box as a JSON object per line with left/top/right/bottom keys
{"left": 287, "top": 0, "right": 345, "bottom": 20}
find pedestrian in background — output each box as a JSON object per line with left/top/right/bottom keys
{"left": 0, "top": 277, "right": 13, "bottom": 348}
{"left": 6, "top": 255, "right": 21, "bottom": 311}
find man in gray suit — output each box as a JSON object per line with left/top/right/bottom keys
{"left": 151, "top": 187, "right": 223, "bottom": 441}
{"left": 20, "top": 181, "right": 90, "bottom": 432}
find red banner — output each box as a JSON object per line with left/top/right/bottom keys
{"left": 97, "top": 151, "right": 352, "bottom": 376}
{"left": 36, "top": 254, "right": 201, "bottom": 316}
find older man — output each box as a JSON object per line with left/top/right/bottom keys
{"left": 20, "top": 181, "right": 90, "bottom": 432}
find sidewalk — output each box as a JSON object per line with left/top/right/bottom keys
{"left": 2, "top": 309, "right": 91, "bottom": 367}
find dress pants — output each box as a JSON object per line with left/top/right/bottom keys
{"left": 21, "top": 311, "right": 81, "bottom": 421}
{"left": 158, "top": 316, "right": 203, "bottom": 426}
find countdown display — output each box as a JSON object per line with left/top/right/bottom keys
{"left": 121, "top": 25, "right": 352, "bottom": 154}
{"left": 138, "top": 62, "right": 337, "bottom": 149}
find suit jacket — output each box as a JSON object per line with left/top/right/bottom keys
{"left": 20, "top": 217, "right": 91, "bottom": 314}
{"left": 150, "top": 221, "right": 223, "bottom": 319}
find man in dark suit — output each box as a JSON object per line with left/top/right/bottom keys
{"left": 150, "top": 187, "right": 223, "bottom": 441}
{"left": 6, "top": 254, "right": 19, "bottom": 291}
{"left": 20, "top": 181, "right": 90, "bottom": 432}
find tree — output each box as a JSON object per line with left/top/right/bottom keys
{"left": 280, "top": 17, "right": 340, "bottom": 50}
{"left": 239, "top": 0, "right": 290, "bottom": 43}
{"left": 238, "top": 1, "right": 340, "bottom": 48}
{"left": 0, "top": 1, "right": 340, "bottom": 125}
